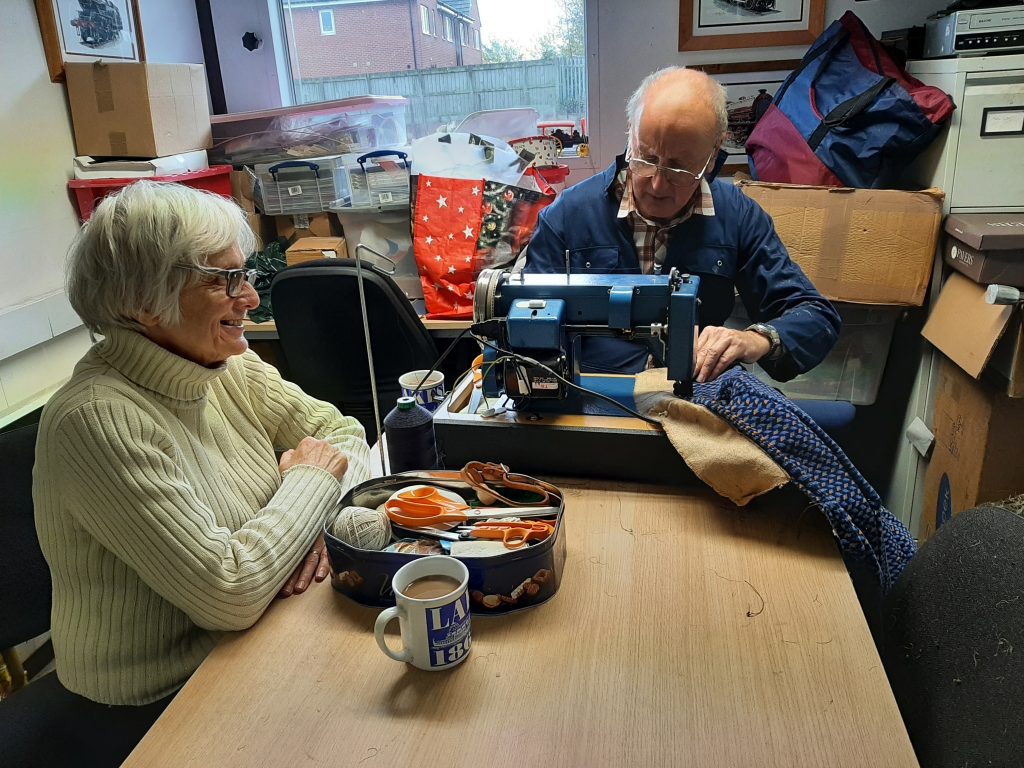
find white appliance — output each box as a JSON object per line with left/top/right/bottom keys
{"left": 924, "top": 6, "right": 1024, "bottom": 58}
{"left": 887, "top": 53, "right": 1024, "bottom": 536}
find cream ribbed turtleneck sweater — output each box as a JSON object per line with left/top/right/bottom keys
{"left": 33, "top": 328, "right": 369, "bottom": 705}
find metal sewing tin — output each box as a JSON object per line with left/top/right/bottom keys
{"left": 324, "top": 471, "right": 566, "bottom": 614}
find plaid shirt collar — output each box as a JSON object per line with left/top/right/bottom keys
{"left": 614, "top": 168, "right": 715, "bottom": 275}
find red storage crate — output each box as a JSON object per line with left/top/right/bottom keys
{"left": 68, "top": 165, "right": 233, "bottom": 221}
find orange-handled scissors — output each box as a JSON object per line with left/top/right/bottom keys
{"left": 457, "top": 520, "right": 554, "bottom": 549}
{"left": 384, "top": 486, "right": 557, "bottom": 529}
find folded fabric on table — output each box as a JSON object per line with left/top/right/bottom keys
{"left": 639, "top": 367, "right": 916, "bottom": 591}
{"left": 635, "top": 369, "right": 789, "bottom": 506}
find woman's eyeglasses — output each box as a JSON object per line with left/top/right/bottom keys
{"left": 626, "top": 146, "right": 717, "bottom": 188}
{"left": 178, "top": 265, "right": 258, "bottom": 298}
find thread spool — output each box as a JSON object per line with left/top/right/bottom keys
{"left": 331, "top": 505, "right": 392, "bottom": 550}
{"left": 383, "top": 396, "right": 438, "bottom": 473}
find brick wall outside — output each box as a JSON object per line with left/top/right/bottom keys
{"left": 288, "top": 0, "right": 482, "bottom": 79}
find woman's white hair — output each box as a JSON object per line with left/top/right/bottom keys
{"left": 625, "top": 65, "right": 729, "bottom": 148}
{"left": 67, "top": 181, "right": 257, "bottom": 334}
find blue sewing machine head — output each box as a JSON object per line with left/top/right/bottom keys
{"left": 470, "top": 268, "right": 700, "bottom": 413}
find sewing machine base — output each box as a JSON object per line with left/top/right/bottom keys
{"left": 432, "top": 391, "right": 696, "bottom": 486}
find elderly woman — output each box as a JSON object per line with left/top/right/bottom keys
{"left": 29, "top": 181, "right": 369, "bottom": 762}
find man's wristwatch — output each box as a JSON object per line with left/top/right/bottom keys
{"left": 745, "top": 323, "right": 782, "bottom": 360}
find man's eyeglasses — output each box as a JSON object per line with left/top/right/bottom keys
{"left": 178, "top": 265, "right": 258, "bottom": 298}
{"left": 626, "top": 146, "right": 718, "bottom": 188}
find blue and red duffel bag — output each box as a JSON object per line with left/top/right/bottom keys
{"left": 747, "top": 11, "right": 955, "bottom": 189}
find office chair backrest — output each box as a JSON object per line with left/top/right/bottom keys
{"left": 270, "top": 259, "right": 438, "bottom": 438}
{"left": 0, "top": 422, "right": 51, "bottom": 650}
{"left": 881, "top": 504, "right": 1024, "bottom": 768}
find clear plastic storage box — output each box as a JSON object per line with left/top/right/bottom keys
{"left": 210, "top": 96, "right": 409, "bottom": 166}
{"left": 343, "top": 149, "right": 411, "bottom": 208}
{"left": 728, "top": 301, "right": 901, "bottom": 405}
{"left": 254, "top": 155, "right": 351, "bottom": 215}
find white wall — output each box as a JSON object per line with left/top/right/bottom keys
{"left": 212, "top": 0, "right": 291, "bottom": 112}
{"left": 0, "top": 0, "right": 93, "bottom": 426}
{"left": 138, "top": 0, "right": 205, "bottom": 64}
{"left": 588, "top": 0, "right": 951, "bottom": 168}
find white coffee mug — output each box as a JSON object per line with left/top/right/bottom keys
{"left": 398, "top": 370, "right": 446, "bottom": 412}
{"left": 374, "top": 555, "right": 472, "bottom": 671}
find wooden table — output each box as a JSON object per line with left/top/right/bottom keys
{"left": 123, "top": 481, "right": 917, "bottom": 768}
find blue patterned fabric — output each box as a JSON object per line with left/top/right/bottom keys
{"left": 692, "top": 368, "right": 916, "bottom": 592}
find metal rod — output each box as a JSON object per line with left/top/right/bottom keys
{"left": 353, "top": 249, "right": 388, "bottom": 474}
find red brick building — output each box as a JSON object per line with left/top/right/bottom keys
{"left": 283, "top": 0, "right": 483, "bottom": 79}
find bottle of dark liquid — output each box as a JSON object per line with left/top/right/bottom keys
{"left": 383, "top": 396, "right": 438, "bottom": 473}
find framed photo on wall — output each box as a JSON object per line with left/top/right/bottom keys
{"left": 710, "top": 69, "right": 792, "bottom": 173}
{"left": 679, "top": 0, "right": 824, "bottom": 52}
{"left": 34, "top": 0, "right": 145, "bottom": 82}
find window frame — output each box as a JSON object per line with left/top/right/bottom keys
{"left": 442, "top": 13, "right": 454, "bottom": 42}
{"left": 420, "top": 4, "right": 431, "bottom": 36}
{"left": 459, "top": 21, "right": 468, "bottom": 46}
{"left": 319, "top": 9, "right": 335, "bottom": 36}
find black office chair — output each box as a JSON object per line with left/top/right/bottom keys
{"left": 0, "top": 422, "right": 171, "bottom": 768}
{"left": 0, "top": 423, "right": 50, "bottom": 691}
{"left": 880, "top": 504, "right": 1024, "bottom": 768}
{"left": 270, "top": 258, "right": 439, "bottom": 439}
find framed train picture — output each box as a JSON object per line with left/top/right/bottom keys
{"left": 679, "top": 0, "right": 824, "bottom": 51}
{"left": 35, "top": 0, "right": 145, "bottom": 82}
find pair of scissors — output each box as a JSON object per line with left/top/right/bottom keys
{"left": 456, "top": 520, "right": 554, "bottom": 549}
{"left": 384, "top": 486, "right": 557, "bottom": 529}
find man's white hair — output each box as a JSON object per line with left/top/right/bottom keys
{"left": 67, "top": 181, "right": 257, "bottom": 334}
{"left": 625, "top": 65, "right": 729, "bottom": 149}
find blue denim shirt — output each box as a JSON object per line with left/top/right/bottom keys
{"left": 523, "top": 157, "right": 840, "bottom": 381}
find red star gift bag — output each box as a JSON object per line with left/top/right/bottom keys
{"left": 412, "top": 175, "right": 485, "bottom": 318}
{"left": 412, "top": 174, "right": 554, "bottom": 319}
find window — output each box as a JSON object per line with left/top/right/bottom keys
{"left": 275, "top": 0, "right": 588, "bottom": 159}
{"left": 319, "top": 10, "right": 335, "bottom": 36}
{"left": 420, "top": 5, "right": 436, "bottom": 36}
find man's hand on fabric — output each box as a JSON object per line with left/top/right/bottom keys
{"left": 278, "top": 535, "right": 331, "bottom": 598}
{"left": 694, "top": 326, "right": 771, "bottom": 383}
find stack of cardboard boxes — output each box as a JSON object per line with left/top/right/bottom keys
{"left": 61, "top": 61, "right": 347, "bottom": 267}
{"left": 736, "top": 179, "right": 943, "bottom": 405}
{"left": 63, "top": 62, "right": 233, "bottom": 219}
{"left": 918, "top": 215, "right": 1024, "bottom": 538}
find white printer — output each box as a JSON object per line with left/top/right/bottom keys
{"left": 924, "top": 5, "right": 1024, "bottom": 58}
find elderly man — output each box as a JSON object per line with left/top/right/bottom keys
{"left": 524, "top": 67, "right": 840, "bottom": 384}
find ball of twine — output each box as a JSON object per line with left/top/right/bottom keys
{"left": 331, "top": 505, "right": 392, "bottom": 550}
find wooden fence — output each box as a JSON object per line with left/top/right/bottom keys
{"left": 295, "top": 57, "right": 586, "bottom": 138}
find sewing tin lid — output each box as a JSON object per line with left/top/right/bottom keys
{"left": 945, "top": 213, "right": 1024, "bottom": 251}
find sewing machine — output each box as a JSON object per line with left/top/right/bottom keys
{"left": 470, "top": 268, "right": 700, "bottom": 414}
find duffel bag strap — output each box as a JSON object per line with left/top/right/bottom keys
{"left": 807, "top": 75, "right": 895, "bottom": 151}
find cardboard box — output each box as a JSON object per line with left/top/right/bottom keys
{"left": 245, "top": 213, "right": 277, "bottom": 245}
{"left": 231, "top": 169, "right": 258, "bottom": 213}
{"left": 286, "top": 237, "right": 348, "bottom": 266}
{"left": 736, "top": 180, "right": 944, "bottom": 306}
{"left": 274, "top": 213, "right": 342, "bottom": 242}
{"left": 73, "top": 149, "right": 209, "bottom": 179}
{"left": 921, "top": 357, "right": 1024, "bottom": 540}
{"left": 922, "top": 272, "right": 1024, "bottom": 398}
{"left": 943, "top": 213, "right": 1024, "bottom": 288}
{"left": 65, "top": 62, "right": 212, "bottom": 158}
